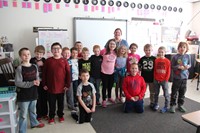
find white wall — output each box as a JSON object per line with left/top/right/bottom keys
{"left": 0, "top": 0, "right": 193, "bottom": 58}
{"left": 191, "top": 2, "right": 200, "bottom": 35}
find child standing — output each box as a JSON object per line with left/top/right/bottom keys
{"left": 127, "top": 43, "right": 140, "bottom": 75}
{"left": 74, "top": 41, "right": 83, "bottom": 58}
{"left": 78, "top": 47, "right": 91, "bottom": 75}
{"left": 114, "top": 45, "right": 127, "bottom": 103}
{"left": 169, "top": 42, "right": 191, "bottom": 113}
{"left": 101, "top": 39, "right": 117, "bottom": 108}
{"left": 15, "top": 48, "right": 45, "bottom": 133}
{"left": 122, "top": 63, "right": 146, "bottom": 113}
{"left": 30, "top": 45, "right": 48, "bottom": 121}
{"left": 89, "top": 45, "right": 103, "bottom": 105}
{"left": 153, "top": 46, "right": 171, "bottom": 113}
{"left": 70, "top": 47, "right": 79, "bottom": 107}
{"left": 62, "top": 47, "right": 76, "bottom": 111}
{"left": 74, "top": 69, "right": 96, "bottom": 124}
{"left": 138, "top": 44, "right": 156, "bottom": 109}
{"left": 42, "top": 42, "right": 71, "bottom": 124}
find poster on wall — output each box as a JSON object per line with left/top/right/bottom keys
{"left": 161, "top": 26, "right": 180, "bottom": 43}
{"left": 38, "top": 29, "right": 69, "bottom": 58}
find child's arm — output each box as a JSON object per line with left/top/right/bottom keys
{"left": 77, "top": 96, "right": 92, "bottom": 113}
{"left": 91, "top": 94, "right": 96, "bottom": 112}
{"left": 137, "top": 77, "right": 146, "bottom": 100}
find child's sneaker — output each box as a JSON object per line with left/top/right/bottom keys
{"left": 149, "top": 103, "right": 154, "bottom": 109}
{"left": 37, "top": 118, "right": 42, "bottom": 122}
{"left": 169, "top": 106, "right": 176, "bottom": 113}
{"left": 59, "top": 117, "right": 64, "bottom": 123}
{"left": 108, "top": 98, "right": 115, "bottom": 104}
{"left": 48, "top": 118, "right": 55, "bottom": 125}
{"left": 43, "top": 115, "right": 49, "bottom": 121}
{"left": 178, "top": 105, "right": 187, "bottom": 113}
{"left": 153, "top": 104, "right": 159, "bottom": 111}
{"left": 102, "top": 100, "right": 107, "bottom": 108}
{"left": 160, "top": 107, "right": 168, "bottom": 113}
{"left": 31, "top": 123, "right": 45, "bottom": 128}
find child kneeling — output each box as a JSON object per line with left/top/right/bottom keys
{"left": 122, "top": 63, "right": 146, "bottom": 113}
{"left": 71, "top": 69, "right": 96, "bottom": 123}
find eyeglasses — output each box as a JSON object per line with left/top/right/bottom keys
{"left": 52, "top": 47, "right": 61, "bottom": 50}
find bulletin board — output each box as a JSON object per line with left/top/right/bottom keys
{"left": 74, "top": 17, "right": 127, "bottom": 55}
{"left": 38, "top": 29, "right": 69, "bottom": 58}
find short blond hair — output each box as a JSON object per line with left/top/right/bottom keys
{"left": 93, "top": 45, "right": 101, "bottom": 51}
{"left": 34, "top": 45, "right": 45, "bottom": 54}
{"left": 82, "top": 47, "right": 89, "bottom": 52}
{"left": 144, "top": 44, "right": 152, "bottom": 51}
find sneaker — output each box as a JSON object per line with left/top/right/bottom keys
{"left": 59, "top": 117, "right": 64, "bottom": 123}
{"left": 153, "top": 104, "right": 159, "bottom": 111}
{"left": 31, "top": 123, "right": 45, "bottom": 128}
{"left": 149, "top": 103, "right": 154, "bottom": 109}
{"left": 178, "top": 105, "right": 187, "bottom": 113}
{"left": 108, "top": 98, "right": 115, "bottom": 104}
{"left": 102, "top": 100, "right": 107, "bottom": 108}
{"left": 160, "top": 107, "right": 168, "bottom": 113}
{"left": 37, "top": 118, "right": 42, "bottom": 122}
{"left": 48, "top": 118, "right": 55, "bottom": 125}
{"left": 169, "top": 106, "right": 176, "bottom": 113}
{"left": 43, "top": 115, "right": 49, "bottom": 121}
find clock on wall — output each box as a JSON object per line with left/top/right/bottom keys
{"left": 92, "top": 0, "right": 98, "bottom": 5}
{"left": 74, "top": 0, "right": 80, "bottom": 4}
{"left": 157, "top": 5, "right": 161, "bottom": 10}
{"left": 150, "top": 4, "right": 155, "bottom": 9}
{"left": 168, "top": 6, "right": 172, "bottom": 11}
{"left": 144, "top": 4, "right": 149, "bottom": 9}
{"left": 64, "top": 0, "right": 71, "bottom": 3}
{"left": 137, "top": 3, "right": 142, "bottom": 9}
{"left": 173, "top": 7, "right": 177, "bottom": 12}
{"left": 108, "top": 0, "right": 114, "bottom": 6}
{"left": 162, "top": 6, "right": 167, "bottom": 11}
{"left": 44, "top": 0, "right": 51, "bottom": 2}
{"left": 179, "top": 8, "right": 183, "bottom": 13}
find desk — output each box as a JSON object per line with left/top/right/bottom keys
{"left": 182, "top": 110, "right": 200, "bottom": 133}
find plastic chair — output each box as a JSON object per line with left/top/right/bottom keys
{"left": 0, "top": 58, "right": 15, "bottom": 86}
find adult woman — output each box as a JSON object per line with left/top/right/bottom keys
{"left": 114, "top": 28, "right": 129, "bottom": 48}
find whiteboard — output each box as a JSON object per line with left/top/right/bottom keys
{"left": 38, "top": 29, "right": 69, "bottom": 58}
{"left": 74, "top": 17, "right": 127, "bottom": 55}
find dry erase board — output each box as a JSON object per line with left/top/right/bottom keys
{"left": 74, "top": 17, "right": 127, "bottom": 55}
{"left": 38, "top": 29, "right": 69, "bottom": 58}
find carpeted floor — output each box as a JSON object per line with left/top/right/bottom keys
{"left": 91, "top": 98, "right": 200, "bottom": 133}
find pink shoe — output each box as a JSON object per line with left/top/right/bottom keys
{"left": 108, "top": 98, "right": 115, "bottom": 104}
{"left": 102, "top": 100, "right": 107, "bottom": 108}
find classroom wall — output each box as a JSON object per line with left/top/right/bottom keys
{"left": 0, "top": 0, "right": 193, "bottom": 58}
{"left": 191, "top": 2, "right": 200, "bottom": 35}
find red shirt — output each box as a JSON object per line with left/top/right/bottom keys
{"left": 154, "top": 57, "right": 171, "bottom": 82}
{"left": 122, "top": 74, "right": 146, "bottom": 101}
{"left": 42, "top": 57, "right": 71, "bottom": 94}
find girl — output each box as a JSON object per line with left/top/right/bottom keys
{"left": 127, "top": 43, "right": 140, "bottom": 75}
{"left": 101, "top": 39, "right": 117, "bottom": 108}
{"left": 169, "top": 42, "right": 191, "bottom": 113}
{"left": 114, "top": 45, "right": 128, "bottom": 103}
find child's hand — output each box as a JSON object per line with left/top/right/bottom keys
{"left": 134, "top": 96, "right": 139, "bottom": 101}
{"left": 131, "top": 97, "right": 136, "bottom": 101}
{"left": 64, "top": 87, "right": 69, "bottom": 91}
{"left": 184, "top": 65, "right": 190, "bottom": 70}
{"left": 43, "top": 86, "right": 48, "bottom": 90}
{"left": 91, "top": 107, "right": 96, "bottom": 112}
{"left": 37, "top": 61, "right": 43, "bottom": 67}
{"left": 85, "top": 107, "right": 92, "bottom": 113}
{"left": 34, "top": 80, "right": 40, "bottom": 86}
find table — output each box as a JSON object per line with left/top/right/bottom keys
{"left": 182, "top": 110, "right": 200, "bottom": 133}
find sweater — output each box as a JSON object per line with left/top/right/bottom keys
{"left": 122, "top": 74, "right": 146, "bottom": 101}
{"left": 42, "top": 57, "right": 71, "bottom": 94}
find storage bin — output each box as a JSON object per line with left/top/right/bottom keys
{"left": 0, "top": 115, "right": 10, "bottom": 126}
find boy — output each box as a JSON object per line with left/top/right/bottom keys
{"left": 15, "top": 47, "right": 45, "bottom": 133}
{"left": 30, "top": 45, "right": 48, "bottom": 121}
{"left": 122, "top": 63, "right": 146, "bottom": 113}
{"left": 153, "top": 46, "right": 171, "bottom": 113}
{"left": 74, "top": 41, "right": 83, "bottom": 58}
{"left": 138, "top": 44, "right": 156, "bottom": 109}
{"left": 89, "top": 45, "right": 103, "bottom": 105}
{"left": 78, "top": 47, "right": 91, "bottom": 74}
{"left": 72, "top": 69, "right": 96, "bottom": 124}
{"left": 62, "top": 47, "right": 77, "bottom": 111}
{"left": 42, "top": 42, "right": 71, "bottom": 124}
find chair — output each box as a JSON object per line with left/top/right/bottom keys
{"left": 0, "top": 58, "right": 15, "bottom": 86}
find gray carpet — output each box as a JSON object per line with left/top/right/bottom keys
{"left": 91, "top": 98, "right": 200, "bottom": 133}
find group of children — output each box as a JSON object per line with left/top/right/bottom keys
{"left": 15, "top": 38, "right": 191, "bottom": 133}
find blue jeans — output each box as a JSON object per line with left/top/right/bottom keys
{"left": 90, "top": 77, "right": 101, "bottom": 103}
{"left": 18, "top": 100, "right": 40, "bottom": 133}
{"left": 154, "top": 80, "right": 170, "bottom": 107}
{"left": 123, "top": 100, "right": 144, "bottom": 113}
{"left": 66, "top": 82, "right": 75, "bottom": 108}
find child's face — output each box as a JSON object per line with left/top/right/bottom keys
{"left": 130, "top": 46, "right": 137, "bottom": 53}
{"left": 20, "top": 50, "right": 31, "bottom": 63}
{"left": 51, "top": 45, "right": 62, "bottom": 57}
{"left": 109, "top": 41, "right": 116, "bottom": 51}
{"left": 120, "top": 46, "right": 127, "bottom": 55}
{"left": 71, "top": 50, "right": 78, "bottom": 59}
{"left": 62, "top": 50, "right": 71, "bottom": 59}
{"left": 144, "top": 48, "right": 152, "bottom": 57}
{"left": 80, "top": 72, "right": 90, "bottom": 82}
{"left": 130, "top": 64, "right": 139, "bottom": 76}
{"left": 158, "top": 49, "right": 165, "bottom": 58}
{"left": 75, "top": 43, "right": 83, "bottom": 53}
{"left": 93, "top": 48, "right": 100, "bottom": 56}
{"left": 35, "top": 52, "right": 44, "bottom": 60}
{"left": 82, "top": 51, "right": 89, "bottom": 59}
{"left": 178, "top": 45, "right": 187, "bottom": 55}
